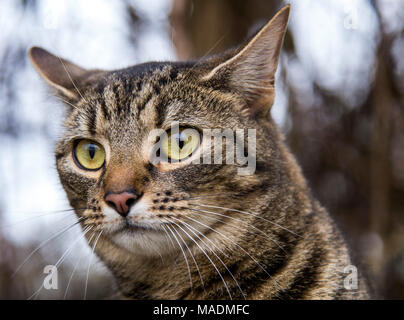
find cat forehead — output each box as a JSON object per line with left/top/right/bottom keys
{"left": 88, "top": 61, "right": 201, "bottom": 111}
{"left": 64, "top": 61, "right": 237, "bottom": 142}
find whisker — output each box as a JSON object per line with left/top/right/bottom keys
{"left": 186, "top": 195, "right": 223, "bottom": 201}
{"left": 165, "top": 219, "right": 233, "bottom": 300}
{"left": 191, "top": 203, "right": 302, "bottom": 238}
{"left": 187, "top": 206, "right": 287, "bottom": 254}
{"left": 12, "top": 217, "right": 85, "bottom": 278}
{"left": 164, "top": 224, "right": 193, "bottom": 290}
{"left": 161, "top": 223, "right": 177, "bottom": 251}
{"left": 1, "top": 210, "right": 73, "bottom": 230}
{"left": 64, "top": 230, "right": 97, "bottom": 300}
{"left": 4, "top": 208, "right": 80, "bottom": 215}
{"left": 170, "top": 217, "right": 229, "bottom": 258}
{"left": 184, "top": 215, "right": 284, "bottom": 293}
{"left": 169, "top": 223, "right": 205, "bottom": 291}
{"left": 170, "top": 218, "right": 246, "bottom": 299}
{"left": 83, "top": 229, "right": 103, "bottom": 300}
{"left": 28, "top": 225, "right": 93, "bottom": 300}
{"left": 2, "top": 208, "right": 85, "bottom": 230}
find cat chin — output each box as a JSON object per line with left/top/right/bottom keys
{"left": 110, "top": 227, "right": 171, "bottom": 257}
{"left": 96, "top": 206, "right": 170, "bottom": 256}
{"left": 100, "top": 203, "right": 167, "bottom": 232}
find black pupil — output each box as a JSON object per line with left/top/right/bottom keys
{"left": 88, "top": 144, "right": 97, "bottom": 159}
{"left": 177, "top": 138, "right": 184, "bottom": 149}
{"left": 176, "top": 133, "right": 190, "bottom": 149}
{"left": 176, "top": 135, "right": 185, "bottom": 149}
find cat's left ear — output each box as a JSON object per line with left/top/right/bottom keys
{"left": 201, "top": 5, "right": 290, "bottom": 117}
{"left": 29, "top": 47, "right": 103, "bottom": 101}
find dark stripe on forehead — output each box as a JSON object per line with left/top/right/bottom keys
{"left": 169, "top": 67, "right": 179, "bottom": 81}
{"left": 154, "top": 96, "right": 168, "bottom": 128}
{"left": 100, "top": 99, "right": 110, "bottom": 120}
{"left": 92, "top": 82, "right": 111, "bottom": 121}
{"left": 144, "top": 68, "right": 180, "bottom": 125}
{"left": 87, "top": 104, "right": 98, "bottom": 135}
{"left": 156, "top": 67, "right": 179, "bottom": 90}
{"left": 131, "top": 65, "right": 180, "bottom": 123}
{"left": 123, "top": 78, "right": 135, "bottom": 117}
{"left": 112, "top": 83, "right": 123, "bottom": 116}
{"left": 135, "top": 78, "right": 143, "bottom": 92}
{"left": 137, "top": 86, "right": 162, "bottom": 121}
{"left": 108, "top": 78, "right": 137, "bottom": 119}
{"left": 137, "top": 91, "right": 153, "bottom": 120}
{"left": 154, "top": 83, "right": 223, "bottom": 129}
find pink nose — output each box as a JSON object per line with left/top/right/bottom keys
{"left": 104, "top": 191, "right": 140, "bottom": 217}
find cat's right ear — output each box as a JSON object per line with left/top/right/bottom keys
{"left": 28, "top": 47, "right": 101, "bottom": 101}
{"left": 200, "top": 6, "right": 290, "bottom": 118}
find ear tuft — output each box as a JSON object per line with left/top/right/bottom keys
{"left": 201, "top": 5, "right": 291, "bottom": 117}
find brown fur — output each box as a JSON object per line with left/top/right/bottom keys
{"left": 29, "top": 6, "right": 369, "bottom": 299}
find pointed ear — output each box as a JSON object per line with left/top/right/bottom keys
{"left": 29, "top": 47, "right": 102, "bottom": 101}
{"left": 201, "top": 5, "right": 290, "bottom": 117}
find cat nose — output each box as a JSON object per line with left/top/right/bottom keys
{"left": 104, "top": 190, "right": 141, "bottom": 217}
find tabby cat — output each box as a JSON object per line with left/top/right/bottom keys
{"left": 29, "top": 6, "right": 369, "bottom": 299}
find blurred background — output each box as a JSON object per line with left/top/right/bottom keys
{"left": 0, "top": 0, "right": 403, "bottom": 299}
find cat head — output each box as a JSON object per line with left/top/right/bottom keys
{"left": 29, "top": 6, "right": 290, "bottom": 257}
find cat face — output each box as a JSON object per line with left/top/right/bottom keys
{"left": 53, "top": 64, "right": 263, "bottom": 255}
{"left": 29, "top": 7, "right": 290, "bottom": 257}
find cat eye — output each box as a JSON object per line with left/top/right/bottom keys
{"left": 73, "top": 139, "right": 106, "bottom": 170}
{"left": 160, "top": 128, "right": 200, "bottom": 161}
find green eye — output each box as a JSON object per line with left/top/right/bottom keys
{"left": 161, "top": 128, "right": 200, "bottom": 161}
{"left": 74, "top": 139, "right": 105, "bottom": 170}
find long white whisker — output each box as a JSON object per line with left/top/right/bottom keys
{"left": 191, "top": 203, "right": 302, "bottom": 238}
{"left": 169, "top": 223, "right": 205, "bottom": 291}
{"left": 171, "top": 218, "right": 246, "bottom": 299}
{"left": 13, "top": 217, "right": 85, "bottom": 278}
{"left": 160, "top": 224, "right": 179, "bottom": 266}
{"left": 161, "top": 223, "right": 176, "bottom": 251}
{"left": 171, "top": 217, "right": 229, "bottom": 258}
{"left": 186, "top": 195, "right": 223, "bottom": 201}
{"left": 83, "top": 229, "right": 103, "bottom": 300}
{"left": 28, "top": 225, "right": 93, "bottom": 300}
{"left": 1, "top": 209, "right": 75, "bottom": 230}
{"left": 63, "top": 230, "right": 97, "bottom": 300}
{"left": 164, "top": 224, "right": 193, "bottom": 290}
{"left": 167, "top": 219, "right": 239, "bottom": 299}
{"left": 188, "top": 207, "right": 287, "bottom": 254}
{"left": 184, "top": 215, "right": 282, "bottom": 289}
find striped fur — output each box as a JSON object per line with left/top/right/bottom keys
{"left": 30, "top": 6, "right": 370, "bottom": 299}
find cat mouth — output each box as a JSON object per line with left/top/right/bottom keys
{"left": 111, "top": 219, "right": 158, "bottom": 235}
